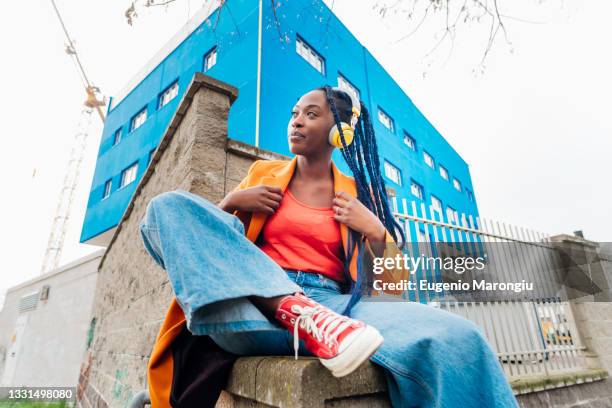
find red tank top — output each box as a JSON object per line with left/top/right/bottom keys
{"left": 257, "top": 189, "right": 345, "bottom": 282}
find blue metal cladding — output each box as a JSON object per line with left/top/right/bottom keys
{"left": 80, "top": 0, "right": 479, "bottom": 243}
{"left": 80, "top": 1, "right": 259, "bottom": 242}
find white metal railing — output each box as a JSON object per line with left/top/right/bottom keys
{"left": 390, "top": 197, "right": 589, "bottom": 380}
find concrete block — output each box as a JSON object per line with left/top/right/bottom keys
{"left": 225, "top": 357, "right": 389, "bottom": 408}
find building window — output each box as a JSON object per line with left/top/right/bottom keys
{"left": 384, "top": 160, "right": 402, "bottom": 186}
{"left": 131, "top": 108, "right": 147, "bottom": 132}
{"left": 120, "top": 162, "right": 138, "bottom": 188}
{"left": 203, "top": 47, "right": 217, "bottom": 72}
{"left": 467, "top": 189, "right": 474, "bottom": 202}
{"left": 431, "top": 195, "right": 442, "bottom": 213}
{"left": 403, "top": 132, "right": 416, "bottom": 151}
{"left": 439, "top": 165, "right": 449, "bottom": 181}
{"left": 446, "top": 206, "right": 459, "bottom": 225}
{"left": 158, "top": 82, "right": 179, "bottom": 109}
{"left": 423, "top": 151, "right": 435, "bottom": 169}
{"left": 296, "top": 36, "right": 325, "bottom": 74}
{"left": 453, "top": 177, "right": 462, "bottom": 192}
{"left": 113, "top": 128, "right": 122, "bottom": 146}
{"left": 102, "top": 179, "right": 112, "bottom": 199}
{"left": 410, "top": 180, "right": 424, "bottom": 200}
{"left": 378, "top": 108, "right": 394, "bottom": 132}
{"left": 337, "top": 74, "right": 360, "bottom": 101}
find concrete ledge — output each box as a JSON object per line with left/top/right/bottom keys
{"left": 511, "top": 368, "right": 609, "bottom": 395}
{"left": 222, "top": 357, "right": 390, "bottom": 408}
{"left": 226, "top": 139, "right": 290, "bottom": 162}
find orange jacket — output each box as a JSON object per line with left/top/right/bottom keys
{"left": 147, "top": 157, "right": 404, "bottom": 407}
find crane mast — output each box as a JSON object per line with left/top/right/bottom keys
{"left": 41, "top": 0, "right": 105, "bottom": 274}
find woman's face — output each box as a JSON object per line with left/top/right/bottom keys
{"left": 287, "top": 90, "right": 335, "bottom": 156}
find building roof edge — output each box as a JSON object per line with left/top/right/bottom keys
{"left": 110, "top": 3, "right": 220, "bottom": 110}
{"left": 6, "top": 249, "right": 105, "bottom": 294}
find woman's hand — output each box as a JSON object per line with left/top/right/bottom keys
{"left": 219, "top": 185, "right": 283, "bottom": 214}
{"left": 332, "top": 191, "right": 386, "bottom": 243}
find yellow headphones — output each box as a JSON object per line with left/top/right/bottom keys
{"left": 328, "top": 87, "right": 361, "bottom": 149}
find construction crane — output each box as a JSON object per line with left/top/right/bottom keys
{"left": 40, "top": 0, "right": 106, "bottom": 274}
{"left": 51, "top": 0, "right": 106, "bottom": 122}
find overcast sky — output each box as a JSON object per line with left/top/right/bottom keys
{"left": 0, "top": 0, "right": 610, "bottom": 303}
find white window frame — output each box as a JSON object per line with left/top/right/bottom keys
{"left": 439, "top": 165, "right": 449, "bottom": 181}
{"left": 337, "top": 74, "right": 360, "bottom": 101}
{"left": 378, "top": 108, "right": 394, "bottom": 132}
{"left": 120, "top": 163, "right": 138, "bottom": 188}
{"left": 103, "top": 179, "right": 112, "bottom": 199}
{"left": 113, "top": 128, "right": 122, "bottom": 146}
{"left": 403, "top": 132, "right": 416, "bottom": 150}
{"left": 423, "top": 151, "right": 435, "bottom": 169}
{"left": 204, "top": 47, "right": 217, "bottom": 72}
{"left": 384, "top": 161, "right": 402, "bottom": 186}
{"left": 410, "top": 180, "right": 423, "bottom": 200}
{"left": 131, "top": 108, "right": 147, "bottom": 132}
{"left": 431, "top": 195, "right": 442, "bottom": 213}
{"left": 453, "top": 177, "right": 462, "bottom": 192}
{"left": 296, "top": 36, "right": 325, "bottom": 74}
{"left": 158, "top": 82, "right": 179, "bottom": 109}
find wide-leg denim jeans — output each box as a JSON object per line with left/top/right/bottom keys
{"left": 140, "top": 190, "right": 518, "bottom": 408}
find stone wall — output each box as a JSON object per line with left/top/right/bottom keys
{"left": 515, "top": 374, "right": 612, "bottom": 407}
{"left": 76, "top": 73, "right": 287, "bottom": 408}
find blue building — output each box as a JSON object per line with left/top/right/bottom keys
{"left": 81, "top": 0, "right": 478, "bottom": 245}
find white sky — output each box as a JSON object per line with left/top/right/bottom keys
{"left": 0, "top": 0, "right": 610, "bottom": 304}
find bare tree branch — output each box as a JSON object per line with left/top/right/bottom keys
{"left": 123, "top": 0, "right": 550, "bottom": 71}
{"left": 393, "top": 1, "right": 434, "bottom": 44}
{"left": 125, "top": 2, "right": 137, "bottom": 26}
{"left": 270, "top": 0, "right": 285, "bottom": 42}
{"left": 372, "top": 0, "right": 536, "bottom": 72}
{"left": 145, "top": 0, "right": 179, "bottom": 7}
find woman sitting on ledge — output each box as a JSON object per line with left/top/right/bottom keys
{"left": 140, "top": 86, "right": 518, "bottom": 408}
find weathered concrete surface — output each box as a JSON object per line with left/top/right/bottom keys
{"left": 225, "top": 357, "right": 389, "bottom": 408}
{"left": 516, "top": 376, "right": 612, "bottom": 408}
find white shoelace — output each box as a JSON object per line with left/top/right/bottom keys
{"left": 291, "top": 304, "right": 352, "bottom": 359}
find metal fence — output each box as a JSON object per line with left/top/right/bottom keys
{"left": 391, "top": 197, "right": 588, "bottom": 379}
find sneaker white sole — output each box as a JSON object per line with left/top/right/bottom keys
{"left": 319, "top": 325, "right": 384, "bottom": 378}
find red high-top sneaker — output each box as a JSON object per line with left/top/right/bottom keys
{"left": 275, "top": 292, "right": 384, "bottom": 377}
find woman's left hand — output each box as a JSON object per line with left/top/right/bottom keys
{"left": 332, "top": 191, "right": 386, "bottom": 243}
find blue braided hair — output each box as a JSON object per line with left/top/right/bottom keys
{"left": 316, "top": 86, "right": 406, "bottom": 315}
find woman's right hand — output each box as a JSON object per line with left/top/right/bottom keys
{"left": 219, "top": 185, "right": 283, "bottom": 214}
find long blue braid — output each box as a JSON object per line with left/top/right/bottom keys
{"left": 317, "top": 86, "right": 406, "bottom": 315}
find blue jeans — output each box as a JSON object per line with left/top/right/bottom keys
{"left": 140, "top": 190, "right": 518, "bottom": 408}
